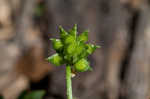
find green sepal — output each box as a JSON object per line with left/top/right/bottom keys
{"left": 59, "top": 26, "right": 68, "bottom": 39}
{"left": 50, "top": 38, "right": 63, "bottom": 51}
{"left": 74, "top": 58, "right": 90, "bottom": 72}
{"left": 86, "top": 44, "right": 100, "bottom": 54}
{"left": 78, "top": 30, "right": 88, "bottom": 42}
{"left": 47, "top": 53, "right": 64, "bottom": 66}
{"left": 69, "top": 24, "right": 77, "bottom": 38}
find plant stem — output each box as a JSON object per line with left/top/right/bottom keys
{"left": 66, "top": 65, "right": 72, "bottom": 99}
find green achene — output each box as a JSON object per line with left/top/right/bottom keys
{"left": 50, "top": 38, "right": 63, "bottom": 51}
{"left": 74, "top": 58, "right": 90, "bottom": 72}
{"left": 47, "top": 24, "right": 100, "bottom": 99}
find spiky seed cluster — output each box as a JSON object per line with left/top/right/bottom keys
{"left": 47, "top": 24, "right": 100, "bottom": 72}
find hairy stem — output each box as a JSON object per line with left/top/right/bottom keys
{"left": 66, "top": 65, "right": 73, "bottom": 99}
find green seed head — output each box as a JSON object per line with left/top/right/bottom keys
{"left": 47, "top": 24, "right": 100, "bottom": 72}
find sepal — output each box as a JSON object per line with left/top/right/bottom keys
{"left": 47, "top": 53, "right": 64, "bottom": 66}
{"left": 78, "top": 30, "right": 88, "bottom": 42}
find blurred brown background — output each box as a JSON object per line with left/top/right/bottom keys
{"left": 0, "top": 0, "right": 150, "bottom": 99}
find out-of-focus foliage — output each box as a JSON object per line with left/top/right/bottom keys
{"left": 35, "top": 3, "right": 45, "bottom": 17}
{"left": 0, "top": 95, "right": 3, "bottom": 99}
{"left": 18, "top": 90, "right": 45, "bottom": 99}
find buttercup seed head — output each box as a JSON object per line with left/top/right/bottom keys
{"left": 47, "top": 24, "right": 100, "bottom": 72}
{"left": 47, "top": 25, "right": 100, "bottom": 99}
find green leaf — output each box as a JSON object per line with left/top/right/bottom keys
{"left": 24, "top": 90, "right": 45, "bottom": 99}
{"left": 59, "top": 26, "right": 68, "bottom": 39}
{"left": 74, "top": 58, "right": 90, "bottom": 72}
{"left": 78, "top": 30, "right": 88, "bottom": 42}
{"left": 50, "top": 38, "right": 63, "bottom": 51}
{"left": 86, "top": 44, "right": 100, "bottom": 54}
{"left": 47, "top": 53, "right": 64, "bottom": 66}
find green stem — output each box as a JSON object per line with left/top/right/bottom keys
{"left": 66, "top": 65, "right": 73, "bottom": 99}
